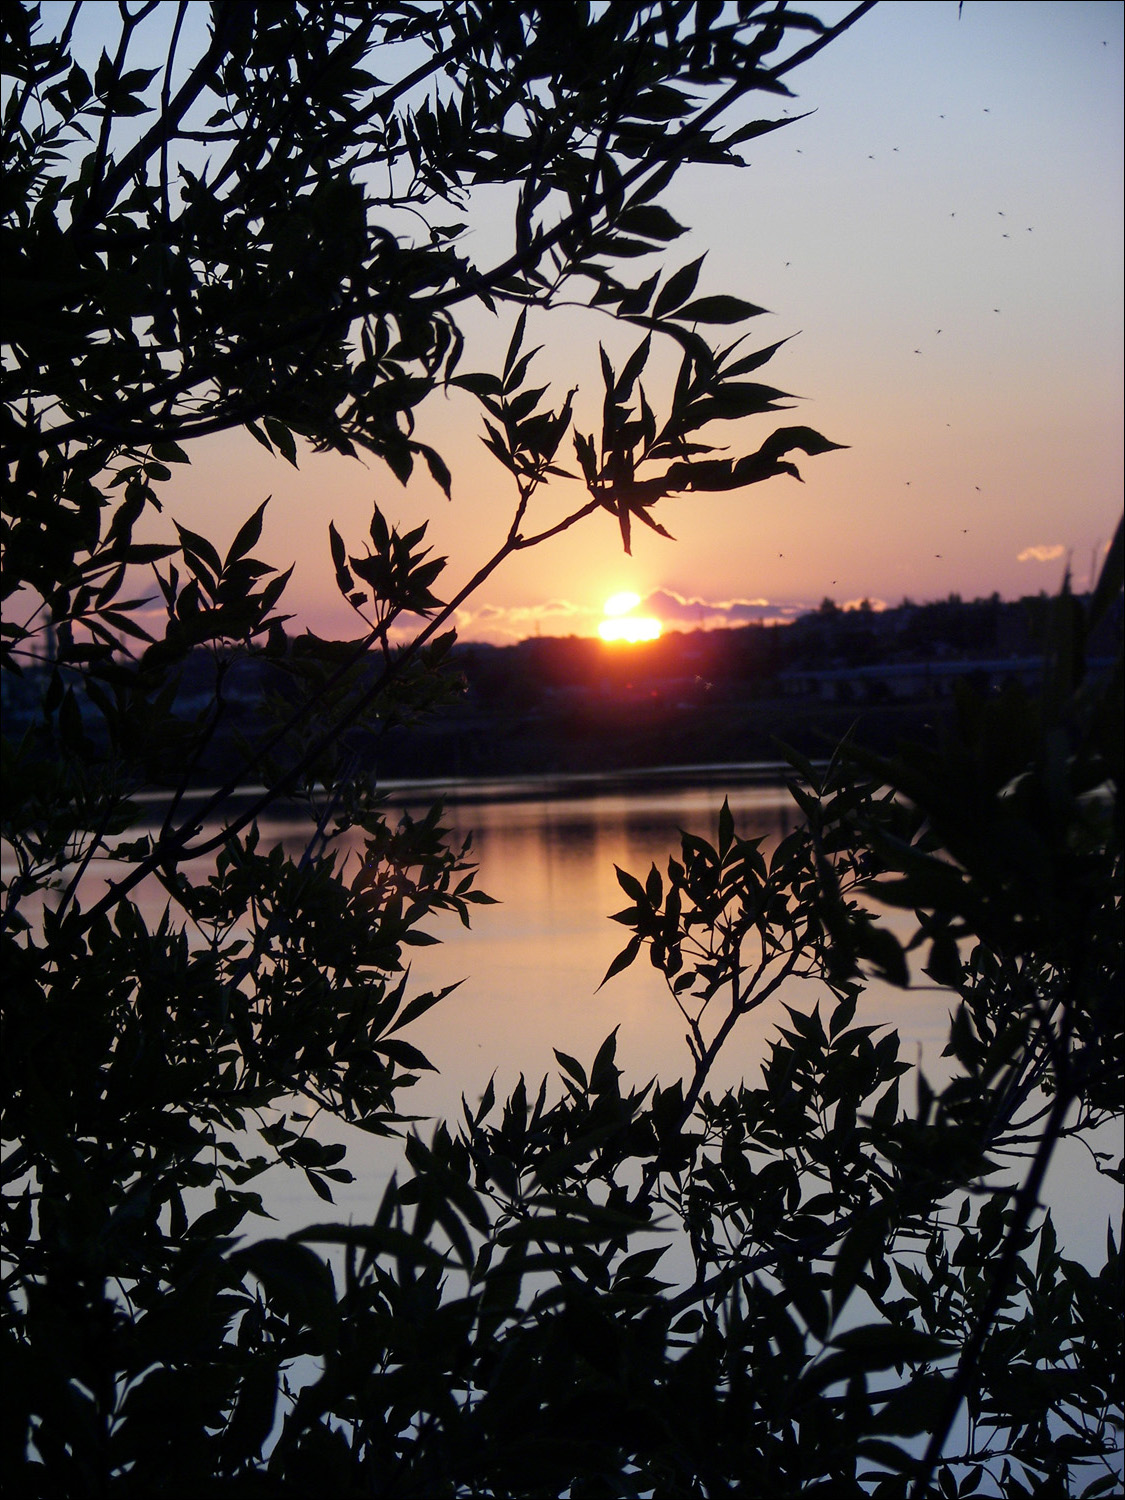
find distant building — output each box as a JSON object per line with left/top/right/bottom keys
{"left": 776, "top": 656, "right": 1115, "bottom": 704}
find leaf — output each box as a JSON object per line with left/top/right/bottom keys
{"left": 854, "top": 920, "right": 909, "bottom": 987}
{"left": 117, "top": 66, "right": 160, "bottom": 94}
{"left": 721, "top": 337, "right": 793, "bottom": 377}
{"left": 328, "top": 521, "right": 354, "bottom": 597}
{"left": 262, "top": 418, "right": 298, "bottom": 467}
{"left": 873, "top": 1373, "right": 951, "bottom": 1435}
{"left": 150, "top": 440, "right": 190, "bottom": 464}
{"left": 717, "top": 798, "right": 734, "bottom": 857}
{"left": 832, "top": 1324, "right": 956, "bottom": 1362}
{"left": 722, "top": 115, "right": 800, "bottom": 149}
{"left": 616, "top": 1246, "right": 669, "bottom": 1280}
{"left": 652, "top": 255, "right": 705, "bottom": 317}
{"left": 617, "top": 205, "right": 686, "bottom": 241}
{"left": 245, "top": 419, "right": 275, "bottom": 456}
{"left": 232, "top": 1239, "right": 337, "bottom": 1328}
{"left": 674, "top": 295, "right": 768, "bottom": 323}
{"left": 598, "top": 343, "right": 616, "bottom": 393}
{"left": 93, "top": 48, "right": 115, "bottom": 97}
{"left": 390, "top": 982, "right": 461, "bottom": 1033}
{"left": 856, "top": 1438, "right": 918, "bottom": 1475}
{"left": 757, "top": 425, "right": 849, "bottom": 461}
{"left": 590, "top": 1028, "right": 619, "bottom": 1091}
{"left": 614, "top": 865, "right": 647, "bottom": 904}
{"left": 625, "top": 85, "right": 694, "bottom": 122}
{"left": 225, "top": 500, "right": 269, "bottom": 567}
{"left": 1088, "top": 510, "right": 1123, "bottom": 631}
{"left": 671, "top": 1309, "right": 705, "bottom": 1334}
{"left": 419, "top": 443, "right": 452, "bottom": 499}
{"left": 306, "top": 1172, "right": 336, "bottom": 1203}
{"left": 616, "top": 335, "right": 652, "bottom": 399}
{"left": 221, "top": 1359, "right": 278, "bottom": 1467}
{"left": 597, "top": 935, "right": 642, "bottom": 990}
{"left": 502, "top": 308, "right": 528, "bottom": 382}
{"left": 553, "top": 1050, "right": 588, "bottom": 1089}
{"left": 452, "top": 371, "right": 504, "bottom": 397}
{"left": 832, "top": 1210, "right": 891, "bottom": 1320}
{"left": 373, "top": 1038, "right": 437, "bottom": 1071}
{"left": 175, "top": 523, "right": 222, "bottom": 581}
{"left": 100, "top": 609, "right": 156, "bottom": 643}
{"left": 829, "top": 992, "right": 859, "bottom": 1039}
{"left": 925, "top": 930, "right": 963, "bottom": 988}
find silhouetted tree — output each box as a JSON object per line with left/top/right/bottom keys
{"left": 3, "top": 4, "right": 1120, "bottom": 1496}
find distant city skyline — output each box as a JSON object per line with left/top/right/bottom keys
{"left": 140, "top": 1, "right": 1122, "bottom": 646}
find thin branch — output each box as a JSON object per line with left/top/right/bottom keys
{"left": 88, "top": 5, "right": 139, "bottom": 205}
{"left": 5, "top": 0, "right": 85, "bottom": 135}
{"left": 771, "top": 2, "right": 876, "bottom": 83}
{"left": 908, "top": 1077, "right": 1075, "bottom": 1496}
{"left": 70, "top": 484, "right": 572, "bottom": 933}
{"left": 158, "top": 2, "right": 189, "bottom": 234}
{"left": 75, "top": 0, "right": 245, "bottom": 233}
{"left": 12, "top": 7, "right": 879, "bottom": 467}
{"left": 514, "top": 498, "right": 601, "bottom": 551}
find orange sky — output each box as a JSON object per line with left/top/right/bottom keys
{"left": 145, "top": 1, "right": 1122, "bottom": 647}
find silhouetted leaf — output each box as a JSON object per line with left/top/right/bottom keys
{"left": 675, "top": 295, "right": 768, "bottom": 323}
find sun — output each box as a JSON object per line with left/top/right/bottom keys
{"left": 597, "top": 592, "right": 662, "bottom": 643}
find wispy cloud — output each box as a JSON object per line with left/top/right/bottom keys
{"left": 453, "top": 598, "right": 597, "bottom": 642}
{"left": 1017, "top": 544, "right": 1066, "bottom": 563}
{"left": 639, "top": 589, "right": 790, "bottom": 629}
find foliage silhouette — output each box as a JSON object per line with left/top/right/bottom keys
{"left": 2, "top": 3, "right": 1121, "bottom": 1496}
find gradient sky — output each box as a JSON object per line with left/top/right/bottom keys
{"left": 145, "top": 0, "right": 1123, "bottom": 645}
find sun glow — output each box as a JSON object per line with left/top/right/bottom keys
{"left": 598, "top": 617, "right": 662, "bottom": 642}
{"left": 597, "top": 592, "right": 662, "bottom": 643}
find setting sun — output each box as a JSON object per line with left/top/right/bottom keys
{"left": 598, "top": 593, "right": 662, "bottom": 643}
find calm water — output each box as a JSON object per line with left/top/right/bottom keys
{"left": 260, "top": 775, "right": 939, "bottom": 1124}
{"left": 8, "top": 769, "right": 1118, "bottom": 1263}
{"left": 256, "top": 772, "right": 1117, "bottom": 1267}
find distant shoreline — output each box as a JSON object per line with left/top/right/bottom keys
{"left": 131, "top": 758, "right": 815, "bottom": 816}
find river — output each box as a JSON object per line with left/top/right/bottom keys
{"left": 7, "top": 765, "right": 1115, "bottom": 1265}
{"left": 248, "top": 767, "right": 1116, "bottom": 1268}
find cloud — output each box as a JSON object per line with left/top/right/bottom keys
{"left": 471, "top": 599, "right": 583, "bottom": 625}
{"left": 506, "top": 599, "right": 584, "bottom": 622}
{"left": 454, "top": 598, "right": 596, "bottom": 642}
{"left": 453, "top": 588, "right": 808, "bottom": 643}
{"left": 1017, "top": 544, "right": 1066, "bottom": 563}
{"left": 640, "top": 589, "right": 777, "bottom": 629}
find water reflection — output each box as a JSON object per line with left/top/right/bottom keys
{"left": 392, "top": 783, "right": 810, "bottom": 1123}
{"left": 10, "top": 771, "right": 1111, "bottom": 1264}
{"left": 258, "top": 780, "right": 936, "bottom": 1126}
{"left": 317, "top": 778, "right": 1113, "bottom": 1274}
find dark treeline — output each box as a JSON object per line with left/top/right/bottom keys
{"left": 406, "top": 590, "right": 1120, "bottom": 776}
{"left": 8, "top": 590, "right": 1118, "bottom": 785}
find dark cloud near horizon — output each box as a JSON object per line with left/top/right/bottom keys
{"left": 640, "top": 589, "right": 801, "bottom": 628}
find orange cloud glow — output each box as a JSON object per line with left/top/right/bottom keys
{"left": 1017, "top": 544, "right": 1067, "bottom": 563}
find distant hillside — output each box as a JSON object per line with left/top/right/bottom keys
{"left": 5, "top": 592, "right": 1118, "bottom": 785}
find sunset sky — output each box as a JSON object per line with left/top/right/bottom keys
{"left": 148, "top": 0, "right": 1123, "bottom": 646}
